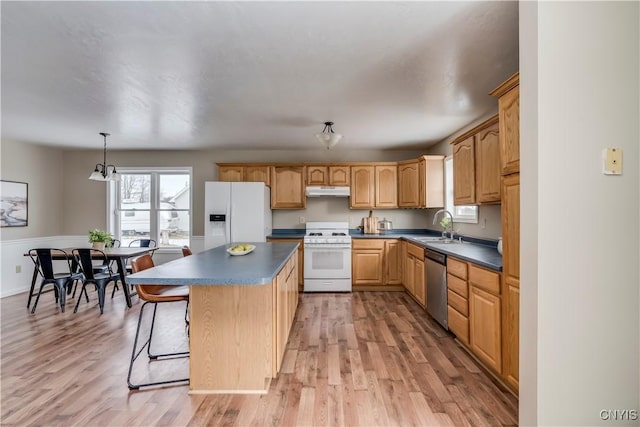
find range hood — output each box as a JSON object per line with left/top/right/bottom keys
{"left": 305, "top": 186, "right": 350, "bottom": 197}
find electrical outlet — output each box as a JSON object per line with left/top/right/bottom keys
{"left": 299, "top": 216, "right": 305, "bottom": 224}
{"left": 603, "top": 148, "right": 623, "bottom": 175}
{"left": 481, "top": 218, "right": 487, "bottom": 229}
{"left": 15, "top": 265, "right": 21, "bottom": 273}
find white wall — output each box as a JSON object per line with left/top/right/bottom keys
{"left": 521, "top": 2, "right": 640, "bottom": 426}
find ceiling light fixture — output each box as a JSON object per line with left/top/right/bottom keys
{"left": 88, "top": 132, "right": 120, "bottom": 181}
{"left": 315, "top": 121, "right": 342, "bottom": 150}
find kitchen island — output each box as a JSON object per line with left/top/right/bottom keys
{"left": 127, "top": 242, "right": 299, "bottom": 394}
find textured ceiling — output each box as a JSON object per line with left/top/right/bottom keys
{"left": 1, "top": 1, "right": 519, "bottom": 151}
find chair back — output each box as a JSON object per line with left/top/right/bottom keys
{"left": 181, "top": 246, "right": 192, "bottom": 257}
{"left": 129, "top": 239, "right": 156, "bottom": 248}
{"left": 130, "top": 254, "right": 168, "bottom": 302}
{"left": 108, "top": 239, "right": 121, "bottom": 249}
{"left": 28, "top": 248, "right": 71, "bottom": 280}
{"left": 73, "top": 248, "right": 110, "bottom": 280}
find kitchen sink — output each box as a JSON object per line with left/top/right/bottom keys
{"left": 414, "top": 237, "right": 460, "bottom": 244}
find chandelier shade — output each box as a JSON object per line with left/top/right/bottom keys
{"left": 88, "top": 132, "right": 120, "bottom": 181}
{"left": 315, "top": 122, "right": 342, "bottom": 149}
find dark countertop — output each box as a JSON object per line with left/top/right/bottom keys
{"left": 269, "top": 229, "right": 502, "bottom": 271}
{"left": 127, "top": 242, "right": 299, "bottom": 285}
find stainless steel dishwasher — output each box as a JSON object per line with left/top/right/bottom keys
{"left": 425, "top": 248, "right": 448, "bottom": 330}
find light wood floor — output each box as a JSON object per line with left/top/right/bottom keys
{"left": 1, "top": 287, "right": 518, "bottom": 426}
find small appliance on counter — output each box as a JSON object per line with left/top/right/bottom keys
{"left": 377, "top": 217, "right": 393, "bottom": 233}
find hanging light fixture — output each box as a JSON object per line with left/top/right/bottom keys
{"left": 88, "top": 132, "right": 120, "bottom": 181}
{"left": 315, "top": 121, "right": 342, "bottom": 150}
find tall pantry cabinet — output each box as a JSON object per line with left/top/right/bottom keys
{"left": 491, "top": 72, "right": 520, "bottom": 393}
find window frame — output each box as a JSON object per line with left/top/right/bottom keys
{"left": 107, "top": 167, "right": 193, "bottom": 251}
{"left": 444, "top": 156, "right": 478, "bottom": 224}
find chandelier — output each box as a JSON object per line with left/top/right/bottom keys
{"left": 315, "top": 121, "right": 342, "bottom": 150}
{"left": 88, "top": 132, "right": 120, "bottom": 181}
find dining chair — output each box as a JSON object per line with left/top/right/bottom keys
{"left": 93, "top": 239, "right": 121, "bottom": 274}
{"left": 72, "top": 248, "right": 121, "bottom": 314}
{"left": 127, "top": 254, "right": 189, "bottom": 390}
{"left": 181, "top": 246, "right": 192, "bottom": 257}
{"left": 126, "top": 239, "right": 157, "bottom": 274}
{"left": 28, "top": 248, "right": 84, "bottom": 313}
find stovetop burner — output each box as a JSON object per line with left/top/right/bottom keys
{"left": 309, "top": 232, "right": 322, "bottom": 236}
{"left": 332, "top": 232, "right": 347, "bottom": 236}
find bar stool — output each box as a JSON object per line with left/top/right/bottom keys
{"left": 127, "top": 254, "right": 189, "bottom": 390}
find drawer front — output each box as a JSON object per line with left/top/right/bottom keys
{"left": 447, "top": 273, "right": 468, "bottom": 298}
{"left": 447, "top": 306, "right": 469, "bottom": 344}
{"left": 447, "top": 257, "right": 467, "bottom": 280}
{"left": 469, "top": 264, "right": 501, "bottom": 295}
{"left": 406, "top": 242, "right": 424, "bottom": 259}
{"left": 352, "top": 239, "right": 385, "bottom": 250}
{"left": 448, "top": 289, "right": 468, "bottom": 316}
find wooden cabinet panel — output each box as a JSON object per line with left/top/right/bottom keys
{"left": 414, "top": 258, "right": 425, "bottom": 306}
{"left": 448, "top": 289, "right": 468, "bottom": 316}
{"left": 267, "top": 238, "right": 304, "bottom": 288}
{"left": 271, "top": 166, "right": 306, "bottom": 209}
{"left": 307, "top": 166, "right": 328, "bottom": 185}
{"left": 469, "top": 286, "right": 502, "bottom": 374}
{"left": 218, "top": 166, "right": 243, "bottom": 182}
{"left": 502, "top": 283, "right": 519, "bottom": 392}
{"left": 502, "top": 173, "right": 520, "bottom": 291}
{"left": 384, "top": 240, "right": 401, "bottom": 285}
{"left": 404, "top": 254, "right": 415, "bottom": 296}
{"left": 453, "top": 136, "right": 476, "bottom": 205}
{"left": 447, "top": 273, "right": 468, "bottom": 298}
{"left": 447, "top": 257, "right": 467, "bottom": 280}
{"left": 469, "top": 264, "right": 501, "bottom": 295}
{"left": 403, "top": 242, "right": 425, "bottom": 305}
{"left": 328, "top": 166, "right": 350, "bottom": 186}
{"left": 421, "top": 156, "right": 445, "bottom": 208}
{"left": 448, "top": 306, "right": 469, "bottom": 345}
{"left": 406, "top": 242, "right": 424, "bottom": 259}
{"left": 398, "top": 161, "right": 420, "bottom": 207}
{"left": 352, "top": 250, "right": 384, "bottom": 285}
{"left": 491, "top": 73, "right": 520, "bottom": 175}
{"left": 375, "top": 165, "right": 398, "bottom": 208}
{"left": 244, "top": 166, "right": 270, "bottom": 186}
{"left": 350, "top": 166, "right": 375, "bottom": 209}
{"left": 475, "top": 122, "right": 501, "bottom": 203}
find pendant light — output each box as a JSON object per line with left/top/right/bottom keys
{"left": 88, "top": 132, "right": 120, "bottom": 181}
{"left": 315, "top": 121, "right": 342, "bottom": 149}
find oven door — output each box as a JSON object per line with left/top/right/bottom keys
{"left": 303, "top": 244, "right": 352, "bottom": 279}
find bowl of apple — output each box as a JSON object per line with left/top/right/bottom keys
{"left": 226, "top": 243, "right": 256, "bottom": 256}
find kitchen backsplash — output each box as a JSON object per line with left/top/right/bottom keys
{"left": 273, "top": 198, "right": 502, "bottom": 239}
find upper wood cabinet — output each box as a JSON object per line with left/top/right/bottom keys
{"left": 452, "top": 136, "right": 476, "bottom": 205}
{"left": 306, "top": 165, "right": 350, "bottom": 186}
{"left": 398, "top": 156, "right": 445, "bottom": 208}
{"left": 491, "top": 72, "right": 520, "bottom": 175}
{"left": 451, "top": 115, "right": 500, "bottom": 205}
{"left": 271, "top": 166, "right": 306, "bottom": 209}
{"left": 218, "top": 164, "right": 270, "bottom": 187}
{"left": 398, "top": 161, "right": 420, "bottom": 207}
{"left": 350, "top": 164, "right": 397, "bottom": 209}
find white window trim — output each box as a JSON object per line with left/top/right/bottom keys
{"left": 107, "top": 167, "right": 193, "bottom": 252}
{"left": 444, "top": 156, "right": 478, "bottom": 224}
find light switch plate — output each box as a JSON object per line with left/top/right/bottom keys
{"left": 603, "top": 148, "right": 622, "bottom": 175}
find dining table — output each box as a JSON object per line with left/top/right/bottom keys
{"left": 25, "top": 246, "right": 158, "bottom": 308}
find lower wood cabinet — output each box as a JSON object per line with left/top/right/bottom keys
{"left": 384, "top": 240, "right": 401, "bottom": 285}
{"left": 403, "top": 242, "right": 425, "bottom": 306}
{"left": 352, "top": 239, "right": 401, "bottom": 287}
{"left": 267, "top": 238, "right": 304, "bottom": 289}
{"left": 469, "top": 285, "right": 502, "bottom": 374}
{"left": 274, "top": 253, "right": 298, "bottom": 373}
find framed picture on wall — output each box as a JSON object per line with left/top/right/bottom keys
{"left": 1, "top": 180, "right": 28, "bottom": 227}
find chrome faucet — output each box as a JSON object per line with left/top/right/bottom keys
{"left": 432, "top": 209, "right": 454, "bottom": 239}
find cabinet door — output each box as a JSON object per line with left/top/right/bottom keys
{"left": 413, "top": 258, "right": 425, "bottom": 306}
{"left": 218, "top": 166, "right": 243, "bottom": 182}
{"left": 244, "top": 166, "right": 270, "bottom": 186}
{"left": 422, "top": 156, "right": 445, "bottom": 208}
{"left": 384, "top": 240, "right": 401, "bottom": 285}
{"left": 328, "top": 166, "right": 350, "bottom": 186}
{"left": 275, "top": 267, "right": 288, "bottom": 372}
{"left": 453, "top": 137, "right": 475, "bottom": 205}
{"left": 307, "top": 166, "right": 328, "bottom": 186}
{"left": 375, "top": 165, "right": 398, "bottom": 208}
{"left": 350, "top": 166, "right": 375, "bottom": 209}
{"left": 398, "top": 162, "right": 419, "bottom": 207}
{"left": 271, "top": 166, "right": 306, "bottom": 209}
{"left": 352, "top": 249, "right": 384, "bottom": 285}
{"left": 503, "top": 283, "right": 519, "bottom": 392}
{"left": 501, "top": 173, "right": 520, "bottom": 291}
{"left": 469, "top": 286, "right": 502, "bottom": 374}
{"left": 404, "top": 252, "right": 415, "bottom": 296}
{"left": 267, "top": 237, "right": 304, "bottom": 289}
{"left": 499, "top": 84, "right": 520, "bottom": 175}
{"left": 475, "top": 122, "right": 501, "bottom": 203}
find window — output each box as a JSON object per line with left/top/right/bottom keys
{"left": 108, "top": 167, "right": 192, "bottom": 249}
{"left": 444, "top": 156, "right": 478, "bottom": 223}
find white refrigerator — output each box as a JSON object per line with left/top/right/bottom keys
{"left": 204, "top": 181, "right": 272, "bottom": 250}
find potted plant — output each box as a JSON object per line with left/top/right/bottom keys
{"left": 88, "top": 229, "right": 113, "bottom": 250}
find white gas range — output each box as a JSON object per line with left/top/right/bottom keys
{"left": 303, "top": 221, "right": 352, "bottom": 292}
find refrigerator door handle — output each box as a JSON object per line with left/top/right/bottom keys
{"left": 225, "top": 195, "right": 232, "bottom": 244}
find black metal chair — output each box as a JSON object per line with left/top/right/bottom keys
{"left": 28, "top": 248, "right": 83, "bottom": 313}
{"left": 127, "top": 254, "right": 189, "bottom": 390}
{"left": 72, "top": 248, "right": 121, "bottom": 314}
